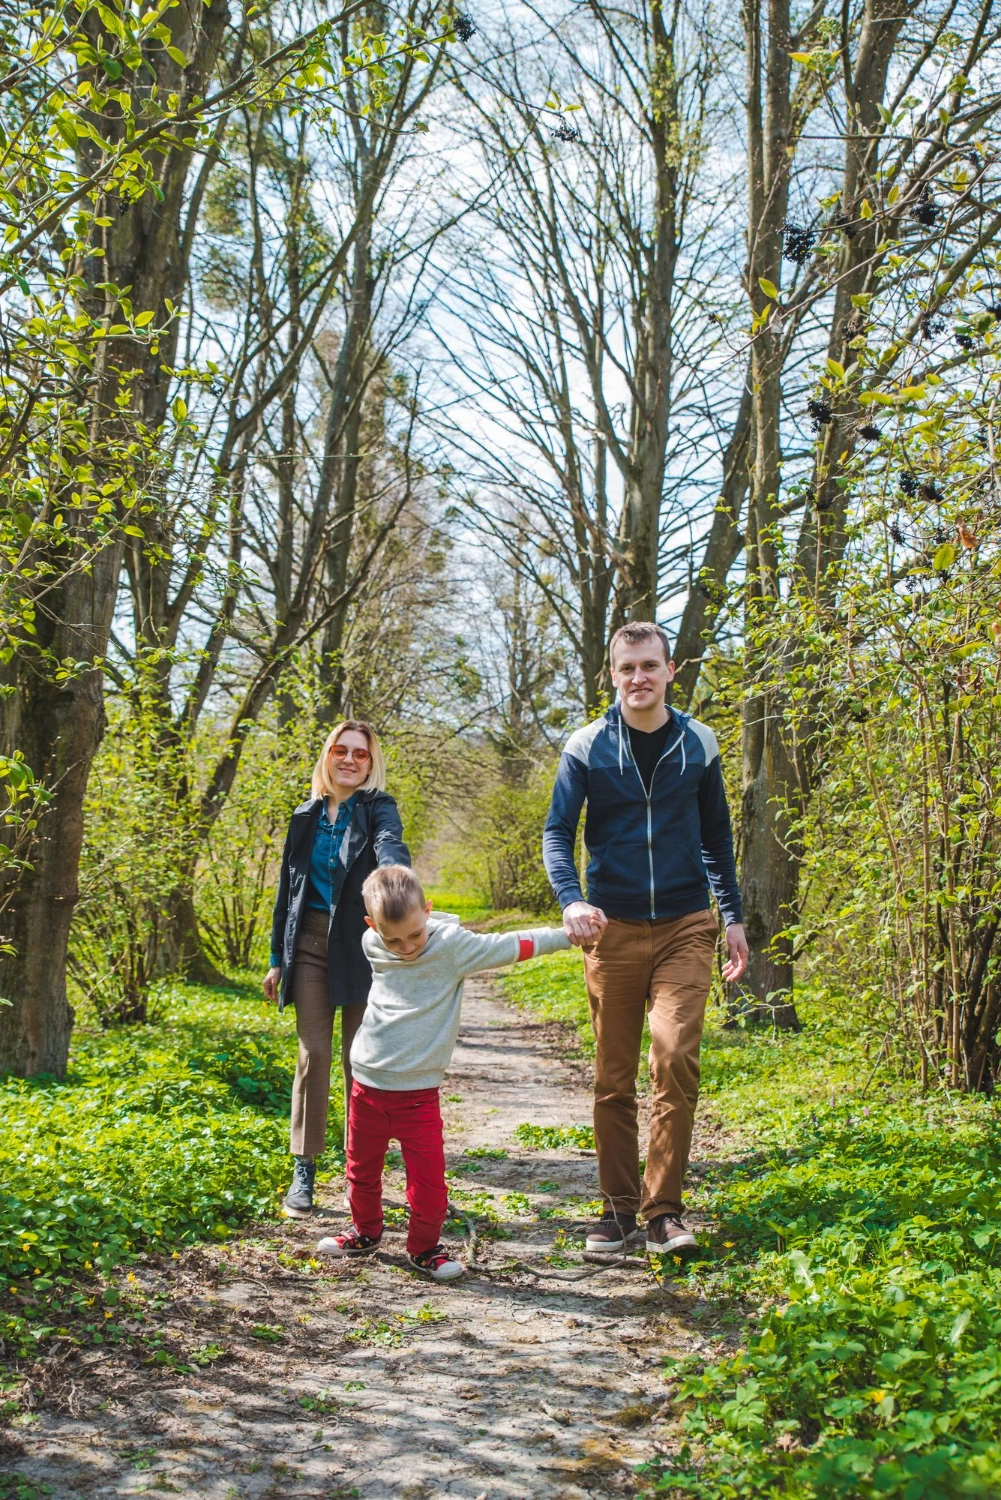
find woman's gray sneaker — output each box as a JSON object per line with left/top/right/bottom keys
{"left": 584, "top": 1212, "right": 642, "bottom": 1254}
{"left": 645, "top": 1213, "right": 698, "bottom": 1254}
{"left": 283, "top": 1158, "right": 315, "bottom": 1218}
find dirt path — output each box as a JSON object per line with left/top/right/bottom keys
{"left": 12, "top": 979, "right": 713, "bottom": 1499}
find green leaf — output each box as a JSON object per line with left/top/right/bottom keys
{"left": 172, "top": 397, "right": 187, "bottom": 421}
{"left": 134, "top": 310, "right": 155, "bottom": 328}
{"left": 165, "top": 45, "right": 188, "bottom": 65}
{"left": 950, "top": 1309, "right": 971, "bottom": 1344}
{"left": 932, "top": 542, "right": 956, "bottom": 571}
{"left": 825, "top": 358, "right": 845, "bottom": 380}
{"left": 54, "top": 113, "right": 79, "bottom": 149}
{"left": 758, "top": 277, "right": 779, "bottom": 301}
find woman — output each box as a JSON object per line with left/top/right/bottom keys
{"left": 263, "top": 719, "right": 410, "bottom": 1217}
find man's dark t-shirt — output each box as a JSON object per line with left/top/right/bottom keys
{"left": 627, "top": 720, "right": 672, "bottom": 793}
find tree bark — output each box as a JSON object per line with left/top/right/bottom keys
{"left": 673, "top": 383, "right": 752, "bottom": 704}
{"left": 158, "top": 886, "right": 229, "bottom": 986}
{"left": 0, "top": 0, "right": 230, "bottom": 1074}
{"left": 736, "top": 0, "right": 803, "bottom": 1024}
{"left": 736, "top": 0, "right": 918, "bottom": 1023}
{"left": 0, "top": 551, "right": 122, "bottom": 1074}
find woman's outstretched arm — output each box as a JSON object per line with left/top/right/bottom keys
{"left": 371, "top": 795, "right": 410, "bottom": 868}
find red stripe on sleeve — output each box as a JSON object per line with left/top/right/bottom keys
{"left": 517, "top": 936, "right": 535, "bottom": 962}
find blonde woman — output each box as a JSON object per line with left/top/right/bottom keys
{"left": 263, "top": 720, "right": 410, "bottom": 1217}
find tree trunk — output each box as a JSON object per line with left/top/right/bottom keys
{"left": 736, "top": 0, "right": 802, "bottom": 1024}
{"left": 673, "top": 383, "right": 752, "bottom": 704}
{"left": 157, "top": 886, "right": 229, "bottom": 986}
{"left": 735, "top": 0, "right": 914, "bottom": 1021}
{"left": 737, "top": 678, "right": 802, "bottom": 1029}
{"left": 0, "top": 0, "right": 230, "bottom": 1074}
{"left": 317, "top": 212, "right": 375, "bottom": 726}
{"left": 0, "top": 545, "right": 122, "bottom": 1075}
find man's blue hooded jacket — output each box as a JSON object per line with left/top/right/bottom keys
{"left": 542, "top": 703, "right": 743, "bottom": 927}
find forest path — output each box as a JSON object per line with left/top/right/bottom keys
{"left": 17, "top": 979, "right": 716, "bottom": 1500}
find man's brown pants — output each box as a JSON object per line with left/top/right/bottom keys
{"left": 583, "top": 907, "right": 719, "bottom": 1220}
{"left": 289, "top": 909, "right": 366, "bottom": 1158}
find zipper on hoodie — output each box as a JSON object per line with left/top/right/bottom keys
{"left": 620, "top": 712, "right": 686, "bottom": 920}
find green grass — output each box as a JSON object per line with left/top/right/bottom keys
{"left": 500, "top": 953, "right": 1001, "bottom": 1499}
{"left": 0, "top": 979, "right": 341, "bottom": 1355}
{"left": 425, "top": 887, "right": 492, "bottom": 923}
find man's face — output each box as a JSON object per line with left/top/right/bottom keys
{"left": 366, "top": 900, "right": 433, "bottom": 960}
{"left": 610, "top": 636, "right": 675, "bottom": 711}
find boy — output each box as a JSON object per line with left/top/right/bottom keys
{"left": 317, "top": 865, "right": 570, "bottom": 1281}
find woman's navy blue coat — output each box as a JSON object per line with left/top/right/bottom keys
{"left": 270, "top": 789, "right": 410, "bottom": 1011}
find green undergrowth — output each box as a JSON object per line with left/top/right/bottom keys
{"left": 425, "top": 887, "right": 492, "bottom": 923}
{"left": 502, "top": 954, "right": 1001, "bottom": 1498}
{"left": 514, "top": 1122, "right": 595, "bottom": 1150}
{"left": 652, "top": 1066, "right": 1001, "bottom": 1499}
{"left": 1, "top": 979, "right": 341, "bottom": 1358}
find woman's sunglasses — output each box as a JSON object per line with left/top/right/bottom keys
{"left": 329, "top": 744, "right": 371, "bottom": 764}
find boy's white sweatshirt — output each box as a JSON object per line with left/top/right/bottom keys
{"left": 350, "top": 916, "right": 571, "bottom": 1091}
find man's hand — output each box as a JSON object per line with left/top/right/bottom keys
{"left": 722, "top": 923, "right": 749, "bottom": 983}
{"left": 563, "top": 900, "right": 608, "bottom": 949}
{"left": 262, "top": 966, "right": 281, "bottom": 1003}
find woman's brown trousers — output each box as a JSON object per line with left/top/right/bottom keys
{"left": 288, "top": 908, "right": 366, "bottom": 1157}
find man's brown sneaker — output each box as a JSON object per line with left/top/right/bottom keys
{"left": 584, "top": 1212, "right": 643, "bottom": 1254}
{"left": 645, "top": 1213, "right": 698, "bottom": 1255}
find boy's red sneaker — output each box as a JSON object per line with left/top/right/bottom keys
{"left": 407, "top": 1244, "right": 464, "bottom": 1281}
{"left": 316, "top": 1227, "right": 383, "bottom": 1258}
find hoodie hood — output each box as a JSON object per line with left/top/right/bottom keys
{"left": 609, "top": 701, "right": 689, "bottom": 780}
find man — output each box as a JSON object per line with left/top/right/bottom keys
{"left": 542, "top": 621, "right": 748, "bottom": 1256}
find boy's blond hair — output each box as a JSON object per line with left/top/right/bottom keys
{"left": 362, "top": 864, "right": 425, "bottom": 925}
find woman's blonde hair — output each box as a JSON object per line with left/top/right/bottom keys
{"left": 311, "top": 719, "right": 387, "bottom": 798}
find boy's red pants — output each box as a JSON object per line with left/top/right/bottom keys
{"left": 346, "top": 1081, "right": 447, "bottom": 1255}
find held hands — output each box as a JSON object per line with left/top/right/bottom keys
{"left": 563, "top": 900, "right": 608, "bottom": 949}
{"left": 722, "top": 923, "right": 749, "bottom": 983}
{"left": 262, "top": 966, "right": 281, "bottom": 1003}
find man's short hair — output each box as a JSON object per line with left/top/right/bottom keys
{"left": 609, "top": 620, "right": 672, "bottom": 667}
{"left": 362, "top": 865, "right": 426, "bottom": 924}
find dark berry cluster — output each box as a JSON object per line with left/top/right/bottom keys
{"left": 955, "top": 331, "right": 974, "bottom": 351}
{"left": 889, "top": 521, "right": 905, "bottom": 545}
{"left": 898, "top": 472, "right": 918, "bottom": 497}
{"left": 833, "top": 210, "right": 857, "bottom": 239}
{"left": 920, "top": 314, "right": 944, "bottom": 339}
{"left": 552, "top": 117, "right": 581, "bottom": 143}
{"left": 858, "top": 423, "right": 881, "bottom": 441}
{"left": 807, "top": 398, "right": 832, "bottom": 429}
{"left": 782, "top": 222, "right": 815, "bottom": 265}
{"left": 912, "top": 186, "right": 939, "bottom": 227}
{"left": 453, "top": 11, "right": 475, "bottom": 40}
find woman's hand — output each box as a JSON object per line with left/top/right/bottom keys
{"left": 262, "top": 966, "right": 281, "bottom": 1003}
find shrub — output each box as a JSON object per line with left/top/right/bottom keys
{"left": 643, "top": 1043, "right": 1001, "bottom": 1498}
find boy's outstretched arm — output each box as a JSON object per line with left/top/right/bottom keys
{"left": 449, "top": 926, "right": 571, "bottom": 978}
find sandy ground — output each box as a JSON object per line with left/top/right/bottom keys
{"left": 5, "top": 978, "right": 726, "bottom": 1499}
